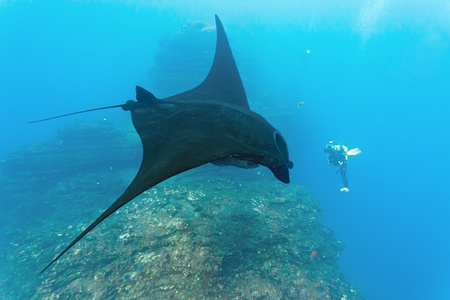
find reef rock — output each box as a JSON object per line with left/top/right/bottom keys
{"left": 0, "top": 121, "right": 363, "bottom": 299}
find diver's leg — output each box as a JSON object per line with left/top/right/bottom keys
{"left": 340, "top": 168, "right": 349, "bottom": 192}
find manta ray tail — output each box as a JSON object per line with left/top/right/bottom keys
{"left": 28, "top": 104, "right": 125, "bottom": 123}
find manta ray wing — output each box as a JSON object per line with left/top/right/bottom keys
{"left": 164, "top": 15, "right": 249, "bottom": 109}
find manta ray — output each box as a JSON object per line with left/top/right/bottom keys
{"left": 38, "top": 15, "right": 293, "bottom": 273}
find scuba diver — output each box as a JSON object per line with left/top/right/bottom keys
{"left": 324, "top": 141, "right": 361, "bottom": 192}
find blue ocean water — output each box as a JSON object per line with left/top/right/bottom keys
{"left": 1, "top": 1, "right": 449, "bottom": 299}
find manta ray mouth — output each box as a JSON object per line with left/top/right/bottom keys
{"left": 270, "top": 165, "right": 290, "bottom": 183}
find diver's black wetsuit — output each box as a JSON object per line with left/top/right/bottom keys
{"left": 324, "top": 145, "right": 349, "bottom": 189}
{"left": 338, "top": 162, "right": 348, "bottom": 189}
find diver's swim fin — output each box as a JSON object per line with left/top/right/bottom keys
{"left": 347, "top": 148, "right": 361, "bottom": 156}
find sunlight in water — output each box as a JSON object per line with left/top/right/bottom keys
{"left": 357, "top": 0, "right": 390, "bottom": 47}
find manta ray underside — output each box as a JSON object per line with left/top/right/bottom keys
{"left": 40, "top": 15, "right": 293, "bottom": 273}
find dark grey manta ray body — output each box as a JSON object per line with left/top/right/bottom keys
{"left": 40, "top": 15, "right": 293, "bottom": 273}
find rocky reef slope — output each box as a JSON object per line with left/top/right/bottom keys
{"left": 0, "top": 121, "right": 363, "bottom": 299}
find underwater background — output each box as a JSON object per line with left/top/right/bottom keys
{"left": 1, "top": 1, "right": 449, "bottom": 299}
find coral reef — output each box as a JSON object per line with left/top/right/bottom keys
{"left": 0, "top": 121, "right": 363, "bottom": 299}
